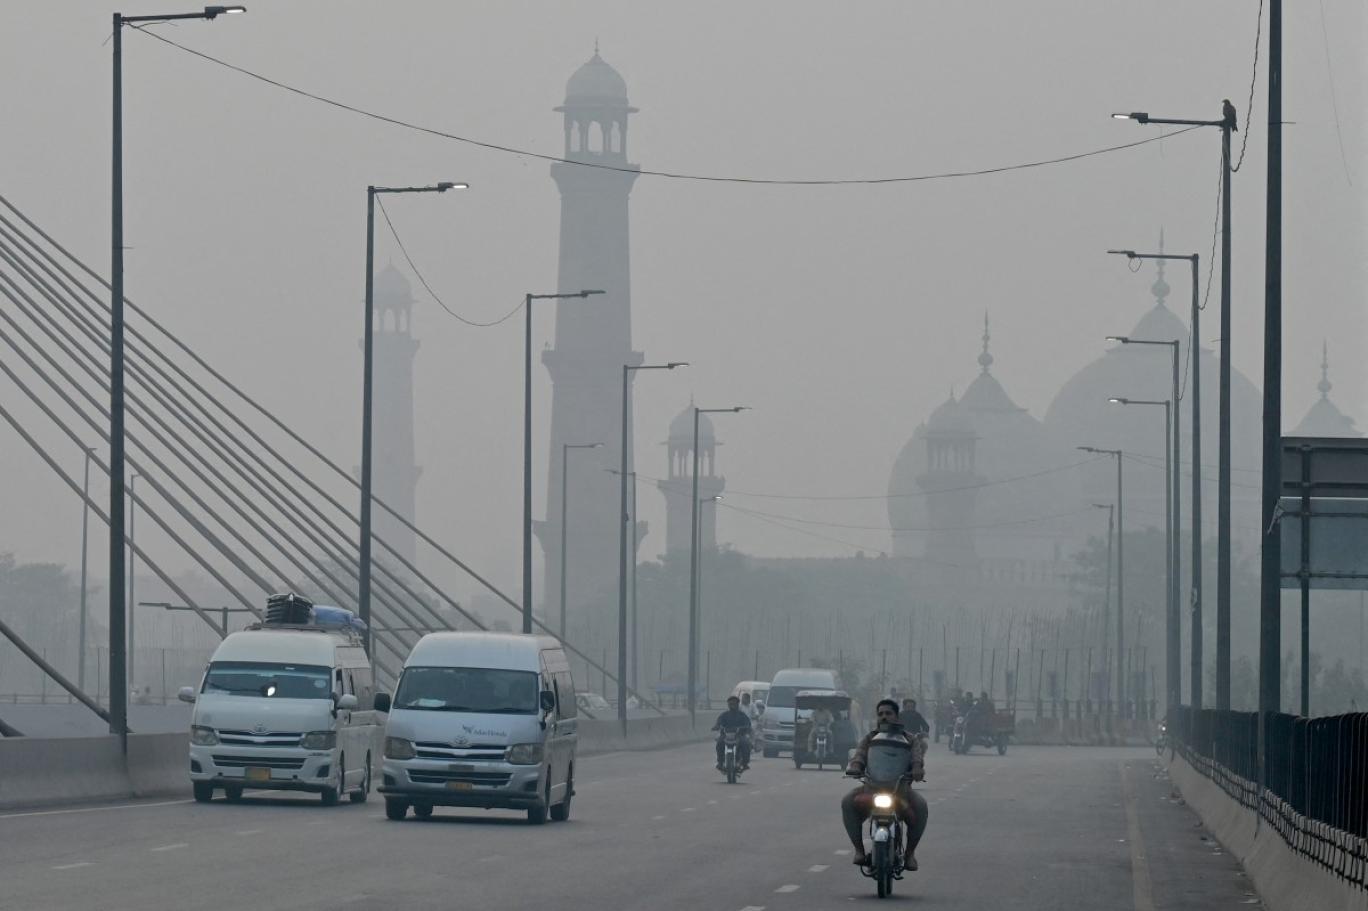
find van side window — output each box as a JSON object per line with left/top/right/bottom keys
{"left": 334, "top": 669, "right": 343, "bottom": 696}
{"left": 345, "top": 671, "right": 356, "bottom": 696}
{"left": 556, "top": 672, "right": 576, "bottom": 719}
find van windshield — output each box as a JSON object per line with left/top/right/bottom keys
{"left": 201, "top": 661, "right": 331, "bottom": 699}
{"left": 394, "top": 667, "right": 538, "bottom": 714}
{"left": 767, "top": 686, "right": 800, "bottom": 708}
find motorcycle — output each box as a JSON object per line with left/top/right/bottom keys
{"left": 950, "top": 710, "right": 1011, "bottom": 755}
{"left": 1154, "top": 720, "right": 1169, "bottom": 756}
{"left": 720, "top": 727, "right": 747, "bottom": 784}
{"left": 850, "top": 732, "right": 918, "bottom": 899}
{"left": 812, "top": 721, "right": 832, "bottom": 769}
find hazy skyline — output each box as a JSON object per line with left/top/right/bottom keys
{"left": 1, "top": 1, "right": 1363, "bottom": 605}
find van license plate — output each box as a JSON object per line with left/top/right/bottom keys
{"left": 245, "top": 767, "right": 271, "bottom": 782}
{"left": 446, "top": 781, "right": 473, "bottom": 791}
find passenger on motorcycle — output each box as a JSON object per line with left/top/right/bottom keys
{"left": 712, "top": 696, "right": 752, "bottom": 771}
{"left": 807, "top": 703, "right": 836, "bottom": 754}
{"left": 841, "top": 699, "right": 929, "bottom": 872}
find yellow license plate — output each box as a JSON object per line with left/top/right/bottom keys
{"left": 245, "top": 767, "right": 271, "bottom": 782}
{"left": 446, "top": 781, "right": 473, "bottom": 791}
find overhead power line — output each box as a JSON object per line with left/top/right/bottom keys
{"left": 1231, "top": 0, "right": 1264, "bottom": 174}
{"left": 134, "top": 28, "right": 1200, "bottom": 187}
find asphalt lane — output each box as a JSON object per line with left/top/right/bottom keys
{"left": 0, "top": 743, "right": 1260, "bottom": 911}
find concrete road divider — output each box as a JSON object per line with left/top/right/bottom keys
{"left": 1, "top": 716, "right": 709, "bottom": 810}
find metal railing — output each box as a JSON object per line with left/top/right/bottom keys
{"left": 1172, "top": 706, "right": 1368, "bottom": 890}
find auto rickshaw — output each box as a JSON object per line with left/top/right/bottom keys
{"left": 792, "top": 690, "right": 857, "bottom": 770}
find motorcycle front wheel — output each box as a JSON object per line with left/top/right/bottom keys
{"left": 873, "top": 840, "right": 892, "bottom": 898}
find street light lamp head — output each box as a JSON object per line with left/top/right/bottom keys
{"left": 666, "top": 362, "right": 689, "bottom": 369}
{"left": 1106, "top": 249, "right": 1137, "bottom": 259}
{"left": 1112, "top": 111, "right": 1149, "bottom": 123}
{"left": 731, "top": 406, "right": 749, "bottom": 413}
{"left": 1109, "top": 397, "right": 1128, "bottom": 405}
{"left": 1106, "top": 335, "right": 1130, "bottom": 344}
{"left": 204, "top": 5, "right": 246, "bottom": 17}
{"left": 1091, "top": 503, "right": 1111, "bottom": 510}
{"left": 579, "top": 289, "right": 606, "bottom": 297}
{"left": 435, "top": 182, "right": 469, "bottom": 192}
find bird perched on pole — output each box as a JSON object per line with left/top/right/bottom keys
{"left": 1222, "top": 98, "right": 1239, "bottom": 131}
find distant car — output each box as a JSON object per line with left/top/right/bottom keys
{"left": 576, "top": 692, "right": 611, "bottom": 717}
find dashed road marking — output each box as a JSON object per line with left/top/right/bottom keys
{"left": 475, "top": 854, "right": 503, "bottom": 863}
{"left": 834, "top": 848, "right": 852, "bottom": 855}
{"left": 150, "top": 843, "right": 188, "bottom": 853}
{"left": 739, "top": 906, "right": 766, "bottom": 911}
{"left": 707, "top": 799, "right": 718, "bottom": 805}
{"left": 807, "top": 864, "right": 829, "bottom": 873}
{"left": 235, "top": 829, "right": 263, "bottom": 836}
{"left": 651, "top": 815, "right": 666, "bottom": 820}
{"left": 51, "top": 862, "right": 93, "bottom": 870}
{"left": 681, "top": 807, "right": 696, "bottom": 813}
{"left": 775, "top": 884, "right": 800, "bottom": 893}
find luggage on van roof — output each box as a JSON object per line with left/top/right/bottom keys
{"left": 266, "top": 592, "right": 313, "bottom": 625}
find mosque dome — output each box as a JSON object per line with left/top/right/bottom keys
{"left": 1291, "top": 342, "right": 1360, "bottom": 437}
{"left": 565, "top": 51, "right": 628, "bottom": 104}
{"left": 669, "top": 403, "right": 715, "bottom": 444}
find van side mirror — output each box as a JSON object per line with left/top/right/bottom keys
{"left": 373, "top": 692, "right": 392, "bottom": 713}
{"left": 539, "top": 691, "right": 556, "bottom": 713}
{"left": 337, "top": 693, "right": 359, "bottom": 711}
{"left": 177, "top": 686, "right": 196, "bottom": 704}
{"left": 753, "top": 701, "right": 765, "bottom": 713}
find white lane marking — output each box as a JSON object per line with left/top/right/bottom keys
{"left": 51, "top": 862, "right": 94, "bottom": 870}
{"left": 749, "top": 790, "right": 762, "bottom": 796}
{"left": 834, "top": 849, "right": 852, "bottom": 855}
{"left": 475, "top": 854, "right": 503, "bottom": 863}
{"left": 775, "top": 884, "right": 800, "bottom": 893}
{"left": 730, "top": 794, "right": 744, "bottom": 800}
{"left": 150, "top": 843, "right": 188, "bottom": 853}
{"left": 0, "top": 799, "right": 191, "bottom": 820}
{"left": 681, "top": 807, "right": 696, "bottom": 813}
{"left": 1120, "top": 763, "right": 1157, "bottom": 911}
{"left": 235, "top": 829, "right": 263, "bottom": 836}
{"left": 651, "top": 815, "right": 666, "bottom": 820}
{"left": 739, "top": 906, "right": 767, "bottom": 911}
{"left": 707, "top": 799, "right": 718, "bottom": 805}
{"left": 808, "top": 864, "right": 829, "bottom": 873}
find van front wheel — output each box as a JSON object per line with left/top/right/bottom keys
{"left": 550, "top": 769, "right": 572, "bottom": 822}
{"left": 384, "top": 798, "right": 408, "bottom": 821}
{"left": 321, "top": 755, "right": 343, "bottom": 806}
{"left": 192, "top": 782, "right": 214, "bottom": 803}
{"left": 349, "top": 753, "right": 371, "bottom": 804}
{"left": 527, "top": 780, "right": 550, "bottom": 825}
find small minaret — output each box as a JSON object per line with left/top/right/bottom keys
{"left": 657, "top": 403, "right": 726, "bottom": 556}
{"left": 371, "top": 264, "right": 421, "bottom": 563}
{"left": 1291, "top": 341, "right": 1361, "bottom": 437}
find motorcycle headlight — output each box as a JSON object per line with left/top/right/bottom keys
{"left": 506, "top": 743, "right": 544, "bottom": 765}
{"left": 300, "top": 731, "right": 336, "bottom": 751}
{"left": 384, "top": 736, "right": 416, "bottom": 760}
{"left": 190, "top": 725, "right": 219, "bottom": 746}
{"left": 873, "top": 793, "right": 894, "bottom": 809}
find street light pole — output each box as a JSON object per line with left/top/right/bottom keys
{"left": 619, "top": 363, "right": 686, "bottom": 730}
{"left": 1108, "top": 252, "right": 1202, "bottom": 710}
{"left": 696, "top": 494, "right": 723, "bottom": 709}
{"left": 128, "top": 471, "right": 139, "bottom": 696}
{"left": 1092, "top": 502, "right": 1115, "bottom": 716}
{"left": 520, "top": 289, "right": 603, "bottom": 636}
{"left": 109, "top": 4, "right": 245, "bottom": 748}
{"left": 559, "top": 442, "right": 601, "bottom": 639}
{"left": 689, "top": 406, "right": 748, "bottom": 726}
{"left": 1113, "top": 102, "right": 1236, "bottom": 709}
{"left": 1081, "top": 447, "right": 1124, "bottom": 724}
{"left": 362, "top": 182, "right": 465, "bottom": 653}
{"left": 78, "top": 446, "right": 94, "bottom": 692}
{"left": 1110, "top": 399, "right": 1174, "bottom": 720}
{"left": 630, "top": 470, "right": 640, "bottom": 696}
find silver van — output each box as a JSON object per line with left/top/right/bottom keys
{"left": 759, "top": 667, "right": 838, "bottom": 758}
{"left": 374, "top": 632, "right": 577, "bottom": 824}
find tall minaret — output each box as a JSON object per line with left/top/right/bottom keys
{"left": 537, "top": 50, "right": 642, "bottom": 633}
{"left": 657, "top": 403, "right": 726, "bottom": 556}
{"left": 372, "top": 264, "right": 421, "bottom": 564}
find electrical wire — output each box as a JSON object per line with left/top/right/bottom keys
{"left": 722, "top": 501, "right": 1094, "bottom": 534}
{"left": 633, "top": 457, "right": 1102, "bottom": 502}
{"left": 1317, "top": 0, "right": 1354, "bottom": 186}
{"left": 374, "top": 195, "right": 524, "bottom": 327}
{"left": 133, "top": 28, "right": 1201, "bottom": 187}
{"left": 1231, "top": 0, "right": 1263, "bottom": 174}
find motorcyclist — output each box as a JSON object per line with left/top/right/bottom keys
{"left": 807, "top": 703, "right": 836, "bottom": 754}
{"left": 899, "top": 698, "right": 930, "bottom": 736}
{"left": 712, "top": 695, "right": 752, "bottom": 771}
{"left": 841, "top": 699, "right": 929, "bottom": 872}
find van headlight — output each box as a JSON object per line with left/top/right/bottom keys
{"left": 300, "top": 731, "right": 336, "bottom": 751}
{"left": 505, "top": 743, "right": 543, "bottom": 765}
{"left": 384, "top": 737, "right": 416, "bottom": 760}
{"left": 873, "top": 793, "right": 894, "bottom": 809}
{"left": 190, "top": 725, "right": 219, "bottom": 746}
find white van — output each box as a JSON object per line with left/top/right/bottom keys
{"left": 178, "top": 623, "right": 377, "bottom": 805}
{"left": 375, "top": 632, "right": 577, "bottom": 825}
{"left": 759, "top": 667, "right": 838, "bottom": 758}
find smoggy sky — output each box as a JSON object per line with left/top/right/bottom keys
{"left": 1, "top": 1, "right": 1363, "bottom": 604}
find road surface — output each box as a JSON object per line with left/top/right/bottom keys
{"left": 0, "top": 743, "right": 1261, "bottom": 910}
